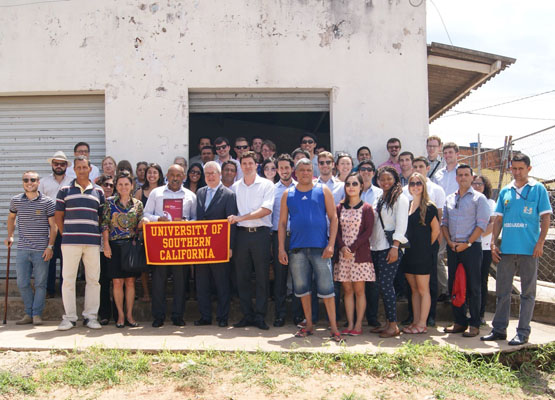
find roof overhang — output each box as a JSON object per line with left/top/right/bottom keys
{"left": 428, "top": 42, "right": 516, "bottom": 123}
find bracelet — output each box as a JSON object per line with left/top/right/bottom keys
{"left": 391, "top": 245, "right": 399, "bottom": 249}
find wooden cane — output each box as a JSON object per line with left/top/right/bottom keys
{"left": 3, "top": 246, "right": 10, "bottom": 324}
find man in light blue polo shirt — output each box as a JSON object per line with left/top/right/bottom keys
{"left": 481, "top": 154, "right": 552, "bottom": 345}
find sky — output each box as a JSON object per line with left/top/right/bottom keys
{"left": 426, "top": 0, "right": 555, "bottom": 164}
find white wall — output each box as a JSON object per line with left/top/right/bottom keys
{"left": 0, "top": 0, "right": 429, "bottom": 169}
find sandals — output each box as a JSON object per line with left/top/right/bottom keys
{"left": 125, "top": 320, "right": 139, "bottom": 328}
{"left": 370, "top": 325, "right": 386, "bottom": 334}
{"left": 329, "top": 332, "right": 343, "bottom": 343}
{"left": 379, "top": 328, "right": 401, "bottom": 338}
{"left": 294, "top": 328, "right": 313, "bottom": 338}
{"left": 406, "top": 325, "right": 427, "bottom": 334}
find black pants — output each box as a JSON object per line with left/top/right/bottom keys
{"left": 405, "top": 241, "right": 439, "bottom": 321}
{"left": 195, "top": 262, "right": 230, "bottom": 322}
{"left": 272, "top": 232, "right": 302, "bottom": 321}
{"left": 151, "top": 265, "right": 188, "bottom": 321}
{"left": 447, "top": 243, "right": 482, "bottom": 328}
{"left": 98, "top": 252, "right": 112, "bottom": 321}
{"left": 234, "top": 228, "right": 270, "bottom": 322}
{"left": 480, "top": 250, "right": 492, "bottom": 317}
{"left": 46, "top": 233, "right": 63, "bottom": 294}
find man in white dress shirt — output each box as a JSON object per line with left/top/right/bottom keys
{"left": 65, "top": 142, "right": 100, "bottom": 181}
{"left": 143, "top": 164, "right": 197, "bottom": 328}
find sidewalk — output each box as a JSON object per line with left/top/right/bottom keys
{"left": 1, "top": 312, "right": 553, "bottom": 355}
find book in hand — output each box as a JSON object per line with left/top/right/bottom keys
{"left": 163, "top": 198, "right": 183, "bottom": 221}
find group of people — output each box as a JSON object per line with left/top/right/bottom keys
{"left": 5, "top": 133, "right": 551, "bottom": 345}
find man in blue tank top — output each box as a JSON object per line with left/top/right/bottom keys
{"left": 277, "top": 158, "right": 342, "bottom": 341}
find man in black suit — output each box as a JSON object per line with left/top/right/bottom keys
{"left": 194, "top": 161, "right": 238, "bottom": 327}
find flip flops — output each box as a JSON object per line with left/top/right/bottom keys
{"left": 294, "top": 328, "right": 314, "bottom": 338}
{"left": 402, "top": 325, "right": 427, "bottom": 334}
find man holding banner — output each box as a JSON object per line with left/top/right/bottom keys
{"left": 143, "top": 164, "right": 197, "bottom": 328}
{"left": 194, "top": 161, "right": 238, "bottom": 327}
{"left": 228, "top": 151, "right": 275, "bottom": 330}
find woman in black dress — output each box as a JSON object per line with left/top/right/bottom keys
{"left": 402, "top": 172, "right": 440, "bottom": 334}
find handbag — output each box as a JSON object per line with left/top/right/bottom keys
{"left": 377, "top": 202, "right": 410, "bottom": 249}
{"left": 121, "top": 234, "right": 147, "bottom": 273}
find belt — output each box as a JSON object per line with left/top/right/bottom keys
{"left": 238, "top": 226, "right": 269, "bottom": 233}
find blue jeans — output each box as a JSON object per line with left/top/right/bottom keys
{"left": 16, "top": 249, "right": 49, "bottom": 317}
{"left": 289, "top": 248, "right": 334, "bottom": 298}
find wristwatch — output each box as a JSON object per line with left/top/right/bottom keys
{"left": 467, "top": 242, "right": 472, "bottom": 247}
{"left": 47, "top": 245, "right": 54, "bottom": 250}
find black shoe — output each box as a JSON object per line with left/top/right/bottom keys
{"left": 172, "top": 318, "right": 186, "bottom": 326}
{"left": 152, "top": 319, "right": 164, "bottom": 328}
{"left": 99, "top": 318, "right": 109, "bottom": 326}
{"left": 401, "top": 317, "right": 413, "bottom": 326}
{"left": 426, "top": 317, "right": 436, "bottom": 328}
{"left": 116, "top": 322, "right": 125, "bottom": 328}
{"left": 233, "top": 318, "right": 253, "bottom": 328}
{"left": 367, "top": 319, "right": 381, "bottom": 328}
{"left": 273, "top": 318, "right": 285, "bottom": 327}
{"left": 437, "top": 293, "right": 450, "bottom": 303}
{"left": 194, "top": 318, "right": 212, "bottom": 326}
{"left": 255, "top": 320, "right": 270, "bottom": 330}
{"left": 218, "top": 320, "right": 228, "bottom": 327}
{"left": 480, "top": 331, "right": 507, "bottom": 341}
{"left": 508, "top": 333, "right": 528, "bottom": 346}
{"left": 293, "top": 316, "right": 304, "bottom": 326}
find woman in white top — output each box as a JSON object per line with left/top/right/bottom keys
{"left": 471, "top": 175, "right": 496, "bottom": 326}
{"left": 370, "top": 166, "right": 409, "bottom": 338}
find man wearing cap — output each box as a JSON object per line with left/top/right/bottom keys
{"left": 39, "top": 151, "right": 73, "bottom": 298}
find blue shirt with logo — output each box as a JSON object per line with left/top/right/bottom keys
{"left": 495, "top": 179, "right": 552, "bottom": 255}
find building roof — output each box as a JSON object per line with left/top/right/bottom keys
{"left": 428, "top": 42, "right": 516, "bottom": 123}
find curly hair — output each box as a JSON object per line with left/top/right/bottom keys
{"left": 376, "top": 166, "right": 403, "bottom": 211}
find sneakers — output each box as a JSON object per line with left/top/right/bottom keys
{"left": 16, "top": 314, "right": 33, "bottom": 325}
{"left": 84, "top": 318, "right": 102, "bottom": 329}
{"left": 58, "top": 319, "right": 76, "bottom": 331}
{"left": 32, "top": 316, "right": 43, "bottom": 326}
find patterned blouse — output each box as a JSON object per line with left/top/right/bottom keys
{"left": 101, "top": 195, "right": 144, "bottom": 241}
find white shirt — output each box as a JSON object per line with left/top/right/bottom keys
{"left": 232, "top": 174, "right": 275, "bottom": 228}
{"left": 66, "top": 163, "right": 100, "bottom": 181}
{"left": 481, "top": 198, "right": 497, "bottom": 250}
{"left": 402, "top": 180, "right": 446, "bottom": 210}
{"left": 311, "top": 155, "right": 320, "bottom": 177}
{"left": 217, "top": 157, "right": 243, "bottom": 181}
{"left": 370, "top": 193, "right": 409, "bottom": 251}
{"left": 38, "top": 174, "right": 73, "bottom": 200}
{"left": 316, "top": 176, "right": 344, "bottom": 205}
{"left": 143, "top": 184, "right": 197, "bottom": 221}
{"left": 432, "top": 164, "right": 459, "bottom": 196}
{"left": 361, "top": 185, "right": 383, "bottom": 208}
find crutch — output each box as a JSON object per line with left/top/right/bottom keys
{"left": 3, "top": 246, "right": 11, "bottom": 324}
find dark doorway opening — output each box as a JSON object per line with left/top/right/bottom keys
{"left": 189, "top": 112, "right": 330, "bottom": 159}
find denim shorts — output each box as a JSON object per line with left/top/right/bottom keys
{"left": 288, "top": 247, "right": 334, "bottom": 298}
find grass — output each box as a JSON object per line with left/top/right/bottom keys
{"left": 0, "top": 342, "right": 553, "bottom": 398}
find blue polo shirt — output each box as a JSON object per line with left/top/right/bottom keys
{"left": 495, "top": 178, "right": 552, "bottom": 255}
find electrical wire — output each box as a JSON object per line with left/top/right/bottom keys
{"left": 429, "top": 0, "right": 453, "bottom": 45}
{"left": 446, "top": 111, "right": 555, "bottom": 121}
{"left": 0, "top": 0, "right": 70, "bottom": 7}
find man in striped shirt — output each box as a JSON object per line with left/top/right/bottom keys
{"left": 55, "top": 156, "right": 105, "bottom": 331}
{"left": 5, "top": 171, "right": 56, "bottom": 326}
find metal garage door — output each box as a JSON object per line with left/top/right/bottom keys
{"left": 0, "top": 95, "right": 105, "bottom": 276}
{"left": 188, "top": 91, "right": 330, "bottom": 113}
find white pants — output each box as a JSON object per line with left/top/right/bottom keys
{"left": 61, "top": 245, "right": 100, "bottom": 321}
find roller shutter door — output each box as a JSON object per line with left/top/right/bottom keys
{"left": 0, "top": 95, "right": 105, "bottom": 276}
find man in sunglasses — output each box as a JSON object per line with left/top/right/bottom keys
{"left": 39, "top": 151, "right": 73, "bottom": 298}
{"left": 378, "top": 138, "right": 402, "bottom": 174}
{"left": 233, "top": 137, "right": 250, "bottom": 159}
{"left": 214, "top": 136, "right": 242, "bottom": 181}
{"left": 300, "top": 133, "right": 320, "bottom": 177}
{"left": 316, "top": 151, "right": 344, "bottom": 205}
{"left": 5, "top": 171, "right": 57, "bottom": 326}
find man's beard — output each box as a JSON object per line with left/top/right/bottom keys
{"left": 53, "top": 167, "right": 66, "bottom": 176}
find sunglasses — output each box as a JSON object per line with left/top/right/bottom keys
{"left": 318, "top": 160, "right": 333, "bottom": 165}
{"left": 189, "top": 170, "right": 201, "bottom": 175}
{"left": 52, "top": 161, "right": 67, "bottom": 167}
{"left": 345, "top": 181, "right": 360, "bottom": 187}
{"left": 22, "top": 178, "right": 38, "bottom": 183}
{"left": 235, "top": 145, "right": 249, "bottom": 150}
{"left": 301, "top": 139, "right": 315, "bottom": 145}
{"left": 387, "top": 145, "right": 400, "bottom": 150}
{"left": 408, "top": 181, "right": 423, "bottom": 187}
{"left": 215, "top": 145, "right": 228, "bottom": 151}
{"left": 359, "top": 167, "right": 373, "bottom": 172}
{"left": 102, "top": 183, "right": 114, "bottom": 188}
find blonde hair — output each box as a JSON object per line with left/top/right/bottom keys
{"left": 408, "top": 172, "right": 435, "bottom": 226}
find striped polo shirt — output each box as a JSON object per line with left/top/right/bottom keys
{"left": 9, "top": 192, "right": 56, "bottom": 251}
{"left": 56, "top": 179, "right": 105, "bottom": 246}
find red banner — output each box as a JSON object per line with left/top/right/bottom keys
{"left": 143, "top": 220, "right": 230, "bottom": 265}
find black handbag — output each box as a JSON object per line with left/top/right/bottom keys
{"left": 121, "top": 234, "right": 147, "bottom": 273}
{"left": 378, "top": 203, "right": 410, "bottom": 249}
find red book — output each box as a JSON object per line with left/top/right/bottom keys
{"left": 163, "top": 198, "right": 183, "bottom": 221}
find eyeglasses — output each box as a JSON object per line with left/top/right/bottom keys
{"left": 102, "top": 183, "right": 114, "bottom": 188}
{"left": 52, "top": 161, "right": 67, "bottom": 167}
{"left": 235, "top": 145, "right": 249, "bottom": 150}
{"left": 22, "top": 178, "right": 38, "bottom": 183}
{"left": 215, "top": 145, "right": 228, "bottom": 151}
{"left": 471, "top": 181, "right": 484, "bottom": 186}
{"left": 387, "top": 145, "right": 400, "bottom": 150}
{"left": 409, "top": 181, "right": 423, "bottom": 187}
{"left": 359, "top": 167, "right": 373, "bottom": 172}
{"left": 345, "top": 181, "right": 360, "bottom": 187}
{"left": 189, "top": 170, "right": 201, "bottom": 175}
{"left": 318, "top": 160, "right": 333, "bottom": 166}
{"left": 301, "top": 139, "right": 315, "bottom": 145}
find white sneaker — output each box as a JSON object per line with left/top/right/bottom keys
{"left": 84, "top": 318, "right": 102, "bottom": 329}
{"left": 58, "top": 319, "right": 76, "bottom": 331}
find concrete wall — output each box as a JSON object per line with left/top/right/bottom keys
{"left": 0, "top": 0, "right": 429, "bottom": 169}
